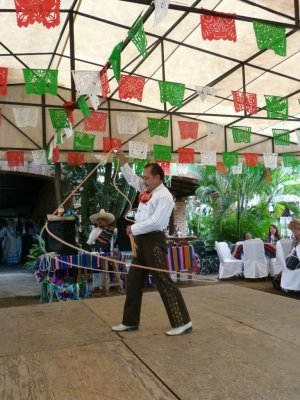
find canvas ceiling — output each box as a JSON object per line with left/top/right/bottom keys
{"left": 0, "top": 0, "right": 299, "bottom": 163}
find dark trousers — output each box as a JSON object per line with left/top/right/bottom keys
{"left": 122, "top": 231, "right": 190, "bottom": 328}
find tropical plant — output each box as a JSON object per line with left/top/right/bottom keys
{"left": 24, "top": 234, "right": 46, "bottom": 271}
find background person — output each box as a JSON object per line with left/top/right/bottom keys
{"left": 243, "top": 232, "right": 253, "bottom": 240}
{"left": 264, "top": 224, "right": 281, "bottom": 244}
{"left": 0, "top": 219, "right": 22, "bottom": 264}
{"left": 111, "top": 148, "right": 192, "bottom": 336}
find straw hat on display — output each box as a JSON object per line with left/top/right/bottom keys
{"left": 89, "top": 209, "right": 115, "bottom": 225}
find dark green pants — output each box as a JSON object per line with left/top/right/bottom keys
{"left": 122, "top": 231, "right": 191, "bottom": 328}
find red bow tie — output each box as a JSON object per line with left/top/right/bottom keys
{"left": 138, "top": 191, "right": 152, "bottom": 203}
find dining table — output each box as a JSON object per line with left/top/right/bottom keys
{"left": 231, "top": 241, "right": 276, "bottom": 259}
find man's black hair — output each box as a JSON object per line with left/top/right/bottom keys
{"left": 144, "top": 163, "right": 165, "bottom": 181}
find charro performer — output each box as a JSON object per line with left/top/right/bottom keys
{"left": 112, "top": 148, "right": 192, "bottom": 336}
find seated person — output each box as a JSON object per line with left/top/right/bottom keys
{"left": 286, "top": 219, "right": 300, "bottom": 270}
{"left": 264, "top": 224, "right": 281, "bottom": 244}
{"left": 243, "top": 232, "right": 252, "bottom": 240}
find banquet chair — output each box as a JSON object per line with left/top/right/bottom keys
{"left": 215, "top": 241, "right": 243, "bottom": 279}
{"left": 281, "top": 244, "right": 300, "bottom": 291}
{"left": 243, "top": 239, "right": 269, "bottom": 279}
{"left": 270, "top": 238, "right": 292, "bottom": 277}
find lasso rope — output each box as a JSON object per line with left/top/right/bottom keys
{"left": 41, "top": 150, "right": 218, "bottom": 283}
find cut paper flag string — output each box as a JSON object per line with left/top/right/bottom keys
{"left": 178, "top": 121, "right": 198, "bottom": 140}
{"left": 129, "top": 141, "right": 148, "bottom": 159}
{"left": 195, "top": 85, "right": 218, "bottom": 101}
{"left": 153, "top": 144, "right": 172, "bottom": 161}
{"left": 68, "top": 152, "right": 85, "bottom": 166}
{"left": 109, "top": 41, "right": 123, "bottom": 83}
{"left": 128, "top": 14, "right": 148, "bottom": 59}
{"left": 13, "top": 107, "right": 39, "bottom": 127}
{"left": 231, "top": 163, "right": 243, "bottom": 175}
{"left": 117, "top": 115, "right": 138, "bottom": 135}
{"left": 72, "top": 71, "right": 101, "bottom": 111}
{"left": 154, "top": 0, "right": 170, "bottom": 26}
{"left": 282, "top": 154, "right": 298, "bottom": 168}
{"left": 232, "top": 91, "right": 258, "bottom": 115}
{"left": 204, "top": 165, "right": 216, "bottom": 176}
{"left": 118, "top": 74, "right": 145, "bottom": 102}
{"left": 200, "top": 10, "right": 237, "bottom": 42}
{"left": 148, "top": 117, "right": 169, "bottom": 137}
{"left": 32, "top": 149, "right": 47, "bottom": 165}
{"left": 158, "top": 80, "right": 185, "bottom": 108}
{"left": 134, "top": 159, "right": 149, "bottom": 175}
{"left": 206, "top": 123, "right": 223, "bottom": 141}
{"left": 54, "top": 129, "right": 63, "bottom": 146}
{"left": 63, "top": 101, "right": 76, "bottom": 126}
{"left": 222, "top": 151, "right": 238, "bottom": 167}
{"left": 84, "top": 112, "right": 107, "bottom": 132}
{"left": 49, "top": 109, "right": 70, "bottom": 130}
{"left": 263, "top": 153, "right": 278, "bottom": 169}
{"left": 100, "top": 65, "right": 110, "bottom": 99}
{"left": 103, "top": 137, "right": 122, "bottom": 153}
{"left": 272, "top": 129, "right": 290, "bottom": 146}
{"left": 77, "top": 95, "right": 91, "bottom": 119}
{"left": 178, "top": 148, "right": 194, "bottom": 164}
{"left": 244, "top": 153, "right": 258, "bottom": 167}
{"left": 51, "top": 145, "right": 59, "bottom": 164}
{"left": 157, "top": 161, "right": 170, "bottom": 174}
{"left": 23, "top": 68, "right": 58, "bottom": 95}
{"left": 6, "top": 151, "right": 24, "bottom": 167}
{"left": 231, "top": 126, "right": 251, "bottom": 144}
{"left": 265, "top": 95, "right": 288, "bottom": 120}
{"left": 248, "top": 165, "right": 259, "bottom": 174}
{"left": 265, "top": 168, "right": 271, "bottom": 184}
{"left": 253, "top": 20, "right": 286, "bottom": 57}
{"left": 73, "top": 132, "right": 95, "bottom": 152}
{"left": 201, "top": 151, "right": 216, "bottom": 166}
{"left": 14, "top": 0, "right": 61, "bottom": 28}
{"left": 0, "top": 67, "right": 8, "bottom": 96}
{"left": 216, "top": 162, "right": 227, "bottom": 175}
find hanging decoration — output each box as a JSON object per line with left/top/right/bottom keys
{"left": 0, "top": 67, "right": 8, "bottom": 96}
{"left": 32, "top": 149, "right": 47, "bottom": 165}
{"left": 13, "top": 107, "right": 39, "bottom": 127}
{"left": 68, "top": 152, "right": 85, "bottom": 166}
{"left": 216, "top": 162, "right": 227, "bottom": 174}
{"left": 49, "top": 109, "right": 70, "bottom": 129}
{"left": 77, "top": 95, "right": 91, "bottom": 119}
{"left": 231, "top": 126, "right": 251, "bottom": 143}
{"left": 204, "top": 165, "right": 216, "bottom": 176}
{"left": 6, "top": 151, "right": 24, "bottom": 167}
{"left": 72, "top": 71, "right": 101, "bottom": 111}
{"left": 231, "top": 163, "right": 243, "bottom": 175}
{"left": 195, "top": 85, "right": 218, "bottom": 101}
{"left": 128, "top": 15, "right": 148, "bottom": 58}
{"left": 99, "top": 66, "right": 110, "bottom": 99}
{"left": 178, "top": 121, "right": 199, "bottom": 140}
{"left": 84, "top": 112, "right": 107, "bottom": 132}
{"left": 178, "top": 148, "right": 195, "bottom": 164}
{"left": 14, "top": 0, "right": 61, "bottom": 28}
{"left": 272, "top": 129, "right": 290, "bottom": 146}
{"left": 63, "top": 101, "right": 76, "bottom": 126}
{"left": 222, "top": 151, "right": 238, "bottom": 167}
{"left": 103, "top": 137, "right": 122, "bottom": 153}
{"left": 244, "top": 153, "right": 258, "bottom": 167}
{"left": 253, "top": 20, "right": 286, "bottom": 57}
{"left": 206, "top": 123, "right": 223, "bottom": 144}
{"left": 23, "top": 68, "right": 58, "bottom": 95}
{"left": 200, "top": 10, "right": 237, "bottom": 42}
{"left": 129, "top": 141, "right": 148, "bottom": 159}
{"left": 265, "top": 168, "right": 271, "bottom": 184}
{"left": 148, "top": 117, "right": 169, "bottom": 137}
{"left": 154, "top": 0, "right": 170, "bottom": 25}
{"left": 73, "top": 132, "right": 95, "bottom": 152}
{"left": 153, "top": 144, "right": 172, "bottom": 161}
{"left": 157, "top": 161, "right": 170, "bottom": 174}
{"left": 117, "top": 115, "right": 138, "bottom": 135}
{"left": 158, "top": 80, "right": 185, "bottom": 108}
{"left": 263, "top": 153, "right": 278, "bottom": 168}
{"left": 201, "top": 151, "right": 216, "bottom": 166}
{"left": 51, "top": 145, "right": 59, "bottom": 163}
{"left": 108, "top": 41, "right": 123, "bottom": 83}
{"left": 248, "top": 165, "right": 259, "bottom": 174}
{"left": 118, "top": 74, "right": 145, "bottom": 102}
{"left": 134, "top": 159, "right": 148, "bottom": 175}
{"left": 282, "top": 153, "right": 298, "bottom": 168}
{"left": 264, "top": 95, "right": 288, "bottom": 120}
{"left": 232, "top": 91, "right": 258, "bottom": 115}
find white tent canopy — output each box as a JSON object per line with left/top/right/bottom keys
{"left": 0, "top": 0, "right": 299, "bottom": 163}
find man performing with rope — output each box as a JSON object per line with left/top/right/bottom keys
{"left": 112, "top": 148, "right": 192, "bottom": 336}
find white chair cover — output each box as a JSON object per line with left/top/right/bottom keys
{"left": 243, "top": 239, "right": 269, "bottom": 278}
{"left": 281, "top": 244, "right": 300, "bottom": 291}
{"left": 270, "top": 239, "right": 292, "bottom": 277}
{"left": 215, "top": 241, "right": 243, "bottom": 279}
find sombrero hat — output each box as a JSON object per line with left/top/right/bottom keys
{"left": 89, "top": 209, "right": 115, "bottom": 225}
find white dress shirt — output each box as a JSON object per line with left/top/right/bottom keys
{"left": 122, "top": 163, "right": 175, "bottom": 236}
